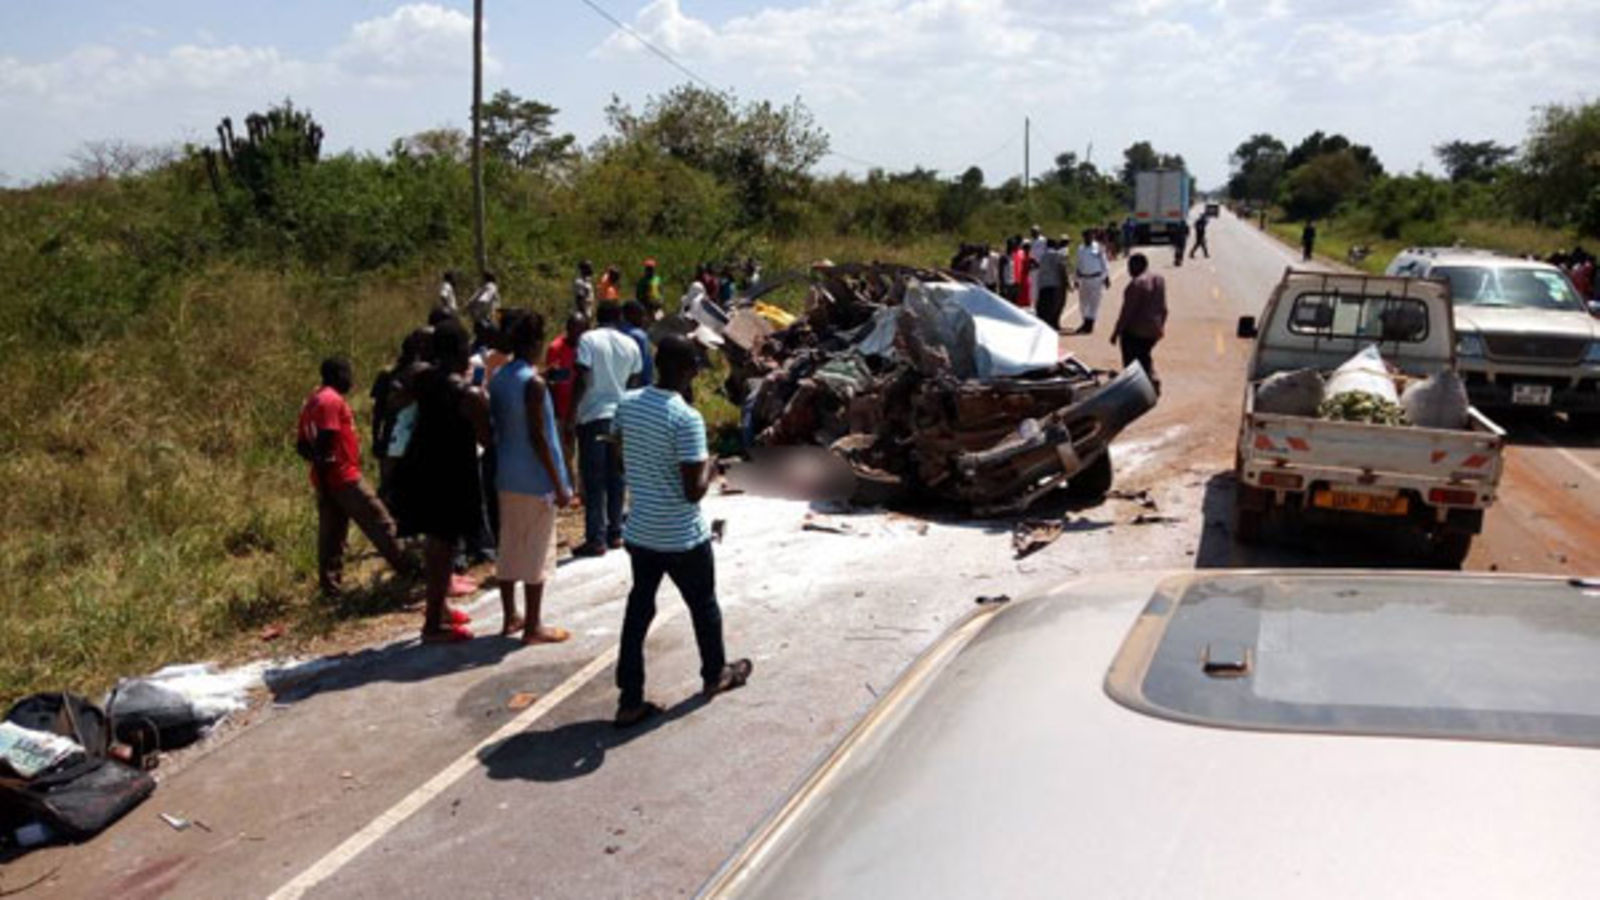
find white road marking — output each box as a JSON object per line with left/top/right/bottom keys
{"left": 1533, "top": 432, "right": 1600, "bottom": 487}
{"left": 266, "top": 611, "right": 678, "bottom": 900}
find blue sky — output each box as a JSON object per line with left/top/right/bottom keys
{"left": 2, "top": 1, "right": 1594, "bottom": 187}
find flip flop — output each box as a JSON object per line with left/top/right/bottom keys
{"left": 421, "top": 624, "right": 474, "bottom": 644}
{"left": 520, "top": 626, "right": 571, "bottom": 646}
{"left": 704, "top": 659, "right": 754, "bottom": 698}
{"left": 446, "top": 607, "right": 472, "bottom": 626}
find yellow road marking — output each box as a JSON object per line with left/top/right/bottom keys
{"left": 1215, "top": 329, "right": 1225, "bottom": 357}
{"left": 1211, "top": 286, "right": 1221, "bottom": 301}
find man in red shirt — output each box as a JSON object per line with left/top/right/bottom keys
{"left": 297, "top": 357, "right": 413, "bottom": 595}
{"left": 544, "top": 311, "right": 589, "bottom": 492}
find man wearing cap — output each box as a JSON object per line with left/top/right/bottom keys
{"left": 636, "top": 258, "right": 663, "bottom": 313}
{"left": 612, "top": 335, "right": 753, "bottom": 726}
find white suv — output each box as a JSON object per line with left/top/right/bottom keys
{"left": 1386, "top": 248, "right": 1600, "bottom": 425}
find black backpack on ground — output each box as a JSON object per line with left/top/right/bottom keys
{"left": 0, "top": 693, "right": 156, "bottom": 842}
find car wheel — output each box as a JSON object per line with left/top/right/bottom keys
{"left": 1063, "top": 450, "right": 1114, "bottom": 500}
{"left": 1430, "top": 531, "right": 1473, "bottom": 570}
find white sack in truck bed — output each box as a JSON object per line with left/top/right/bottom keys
{"left": 1255, "top": 368, "right": 1325, "bottom": 416}
{"left": 1317, "top": 345, "right": 1408, "bottom": 425}
{"left": 1401, "top": 370, "right": 1470, "bottom": 430}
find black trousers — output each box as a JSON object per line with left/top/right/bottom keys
{"left": 1121, "top": 336, "right": 1159, "bottom": 383}
{"left": 1036, "top": 285, "right": 1065, "bottom": 330}
{"left": 1189, "top": 235, "right": 1209, "bottom": 258}
{"left": 617, "top": 540, "right": 725, "bottom": 707}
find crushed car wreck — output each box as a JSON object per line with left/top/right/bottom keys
{"left": 701, "top": 264, "right": 1158, "bottom": 516}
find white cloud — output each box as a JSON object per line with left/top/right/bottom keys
{"left": 0, "top": 44, "right": 324, "bottom": 111}
{"left": 335, "top": 3, "right": 497, "bottom": 82}
{"left": 584, "top": 0, "right": 1600, "bottom": 184}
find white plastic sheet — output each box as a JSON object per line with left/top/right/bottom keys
{"left": 1325, "top": 344, "right": 1398, "bottom": 405}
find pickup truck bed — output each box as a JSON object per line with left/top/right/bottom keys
{"left": 1234, "top": 270, "right": 1507, "bottom": 567}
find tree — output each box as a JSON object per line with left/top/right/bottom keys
{"left": 1516, "top": 100, "right": 1600, "bottom": 230}
{"left": 1288, "top": 131, "right": 1384, "bottom": 179}
{"left": 1120, "top": 141, "right": 1186, "bottom": 189}
{"left": 398, "top": 128, "right": 469, "bottom": 163}
{"left": 1281, "top": 149, "right": 1367, "bottom": 220}
{"left": 1433, "top": 139, "right": 1515, "bottom": 183}
{"left": 937, "top": 166, "right": 986, "bottom": 230}
{"left": 480, "top": 89, "right": 577, "bottom": 170}
{"left": 603, "top": 84, "right": 829, "bottom": 226}
{"left": 199, "top": 99, "right": 324, "bottom": 215}
{"left": 1227, "top": 133, "right": 1287, "bottom": 205}
{"left": 64, "top": 140, "right": 178, "bottom": 181}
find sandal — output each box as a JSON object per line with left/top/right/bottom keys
{"left": 614, "top": 701, "right": 663, "bottom": 729}
{"left": 704, "top": 659, "right": 754, "bottom": 698}
{"left": 446, "top": 607, "right": 472, "bottom": 626}
{"left": 421, "top": 624, "right": 474, "bottom": 644}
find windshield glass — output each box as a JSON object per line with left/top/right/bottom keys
{"left": 1106, "top": 574, "right": 1600, "bottom": 748}
{"left": 1432, "top": 265, "right": 1584, "bottom": 311}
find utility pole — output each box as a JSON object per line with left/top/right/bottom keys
{"left": 471, "top": 0, "right": 487, "bottom": 275}
{"left": 1023, "top": 116, "right": 1030, "bottom": 201}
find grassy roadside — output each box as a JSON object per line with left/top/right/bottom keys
{"left": 1267, "top": 216, "right": 1580, "bottom": 274}
{"left": 3, "top": 226, "right": 1100, "bottom": 708}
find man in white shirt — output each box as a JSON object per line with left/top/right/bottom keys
{"left": 1073, "top": 229, "right": 1111, "bottom": 335}
{"left": 464, "top": 271, "right": 501, "bottom": 326}
{"left": 571, "top": 301, "right": 643, "bottom": 557}
{"left": 437, "top": 271, "right": 458, "bottom": 314}
{"left": 572, "top": 260, "right": 595, "bottom": 316}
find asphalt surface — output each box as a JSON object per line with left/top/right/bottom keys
{"left": 8, "top": 209, "right": 1597, "bottom": 899}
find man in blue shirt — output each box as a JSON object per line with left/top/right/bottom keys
{"left": 621, "top": 300, "right": 654, "bottom": 387}
{"left": 489, "top": 310, "right": 573, "bottom": 644}
{"left": 612, "top": 335, "right": 752, "bottom": 727}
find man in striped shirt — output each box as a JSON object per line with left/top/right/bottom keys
{"left": 611, "top": 336, "right": 753, "bottom": 727}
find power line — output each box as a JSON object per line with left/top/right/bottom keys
{"left": 575, "top": 0, "right": 729, "bottom": 96}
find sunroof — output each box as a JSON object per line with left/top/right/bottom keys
{"left": 1105, "top": 574, "right": 1600, "bottom": 749}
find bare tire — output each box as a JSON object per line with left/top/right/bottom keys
{"left": 1430, "top": 531, "right": 1472, "bottom": 570}
{"left": 1064, "top": 450, "right": 1114, "bottom": 500}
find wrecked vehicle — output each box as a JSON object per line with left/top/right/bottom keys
{"left": 705, "top": 264, "right": 1157, "bottom": 516}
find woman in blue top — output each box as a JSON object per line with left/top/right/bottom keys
{"left": 489, "top": 310, "right": 575, "bottom": 645}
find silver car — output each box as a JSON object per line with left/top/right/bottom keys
{"left": 1386, "top": 248, "right": 1600, "bottom": 424}
{"left": 703, "top": 571, "right": 1600, "bottom": 899}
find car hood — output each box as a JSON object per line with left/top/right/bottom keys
{"left": 705, "top": 571, "right": 1600, "bottom": 900}
{"left": 1453, "top": 304, "right": 1598, "bottom": 339}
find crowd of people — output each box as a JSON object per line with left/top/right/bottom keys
{"left": 295, "top": 267, "right": 754, "bottom": 727}
{"left": 1549, "top": 247, "right": 1597, "bottom": 302}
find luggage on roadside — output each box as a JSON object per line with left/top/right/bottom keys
{"left": 0, "top": 693, "right": 156, "bottom": 843}
{"left": 107, "top": 678, "right": 208, "bottom": 759}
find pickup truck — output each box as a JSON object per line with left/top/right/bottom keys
{"left": 1235, "top": 270, "right": 1506, "bottom": 567}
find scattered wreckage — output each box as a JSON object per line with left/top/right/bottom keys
{"left": 681, "top": 264, "right": 1158, "bottom": 516}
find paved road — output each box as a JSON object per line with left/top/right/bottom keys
{"left": 10, "top": 210, "right": 1597, "bottom": 899}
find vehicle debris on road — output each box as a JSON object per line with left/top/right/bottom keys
{"left": 697, "top": 264, "right": 1157, "bottom": 516}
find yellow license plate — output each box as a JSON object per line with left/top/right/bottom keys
{"left": 1313, "top": 490, "right": 1409, "bottom": 516}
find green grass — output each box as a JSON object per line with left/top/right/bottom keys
{"left": 1269, "top": 216, "right": 1579, "bottom": 275}
{"left": 0, "top": 217, "right": 1046, "bottom": 707}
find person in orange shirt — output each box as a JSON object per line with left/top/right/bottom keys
{"left": 598, "top": 265, "right": 623, "bottom": 302}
